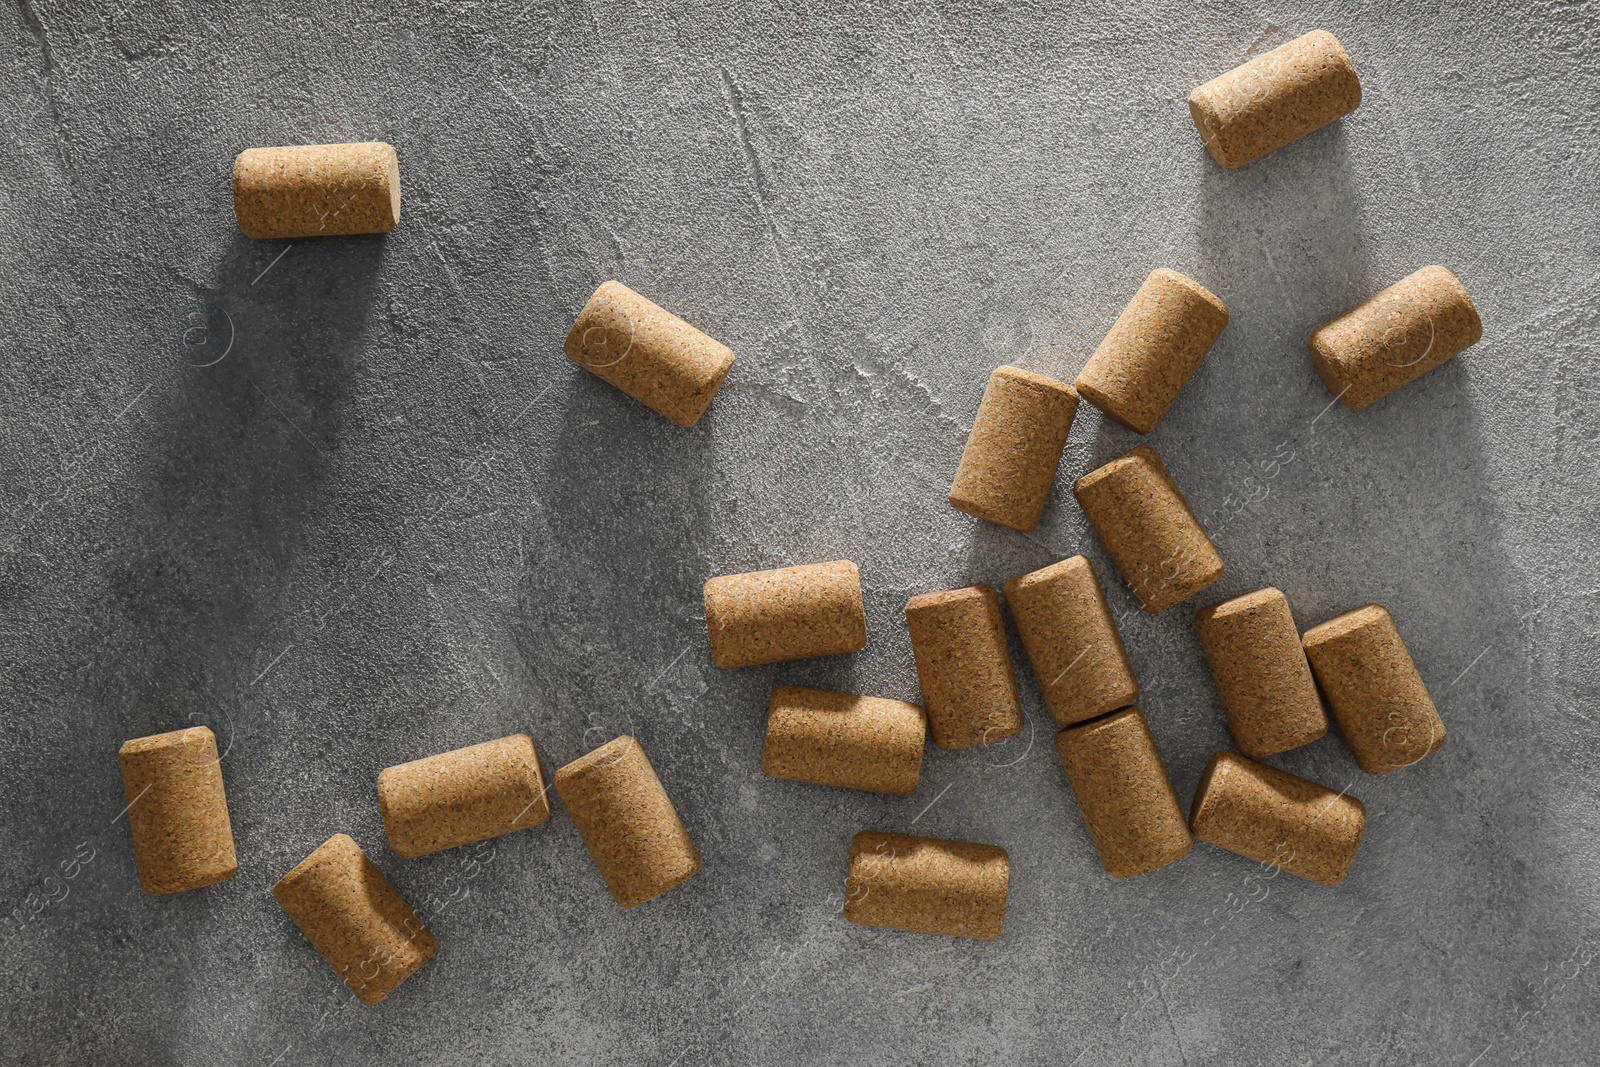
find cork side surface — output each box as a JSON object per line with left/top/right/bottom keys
{"left": 377, "top": 733, "right": 551, "bottom": 859}
{"left": 844, "top": 830, "right": 1009, "bottom": 939}
{"left": 905, "top": 584, "right": 1023, "bottom": 749}
{"left": 704, "top": 559, "right": 867, "bottom": 668}
{"left": 233, "top": 142, "right": 402, "bottom": 239}
{"left": 762, "top": 685, "right": 926, "bottom": 795}
{"left": 1194, "top": 587, "right": 1329, "bottom": 757}
{"left": 1004, "top": 555, "right": 1139, "bottom": 725}
{"left": 118, "top": 725, "right": 237, "bottom": 895}
{"left": 947, "top": 365, "right": 1079, "bottom": 531}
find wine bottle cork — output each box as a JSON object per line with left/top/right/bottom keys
{"left": 118, "top": 726, "right": 237, "bottom": 895}
{"left": 377, "top": 734, "right": 551, "bottom": 859}
{"left": 272, "top": 834, "right": 437, "bottom": 1005}
{"left": 1194, "top": 588, "right": 1328, "bottom": 758}
{"left": 553, "top": 736, "right": 701, "bottom": 909}
{"left": 947, "top": 365, "right": 1080, "bottom": 532}
{"left": 564, "top": 280, "right": 736, "bottom": 428}
{"left": 233, "top": 142, "right": 401, "bottom": 239}
{"left": 762, "top": 686, "right": 926, "bottom": 796}
{"left": 704, "top": 560, "right": 867, "bottom": 668}
{"left": 1188, "top": 30, "right": 1362, "bottom": 168}
{"left": 1190, "top": 752, "right": 1366, "bottom": 886}
{"left": 1073, "top": 445, "right": 1223, "bottom": 613}
{"left": 1074, "top": 270, "right": 1229, "bottom": 434}
{"left": 1053, "top": 708, "right": 1191, "bottom": 878}
{"left": 1302, "top": 604, "right": 1446, "bottom": 774}
{"left": 904, "top": 585, "right": 1023, "bottom": 749}
{"left": 1003, "top": 555, "right": 1138, "bottom": 726}
{"left": 844, "top": 830, "right": 1008, "bottom": 940}
{"left": 1307, "top": 265, "right": 1483, "bottom": 410}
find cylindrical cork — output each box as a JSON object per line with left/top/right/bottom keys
{"left": 762, "top": 686, "right": 926, "bottom": 796}
{"left": 1190, "top": 752, "right": 1366, "bottom": 885}
{"left": 1302, "top": 604, "right": 1446, "bottom": 774}
{"left": 1194, "top": 588, "right": 1328, "bottom": 758}
{"left": 1003, "top": 555, "right": 1138, "bottom": 726}
{"left": 553, "top": 736, "right": 701, "bottom": 909}
{"left": 118, "top": 726, "right": 237, "bottom": 895}
{"left": 233, "top": 142, "right": 401, "bottom": 239}
{"left": 1188, "top": 30, "right": 1362, "bottom": 168}
{"left": 564, "top": 280, "right": 736, "bottom": 428}
{"left": 703, "top": 560, "right": 867, "bottom": 668}
{"left": 272, "top": 833, "right": 437, "bottom": 1005}
{"left": 1073, "top": 445, "right": 1223, "bottom": 613}
{"left": 1074, "top": 270, "right": 1229, "bottom": 434}
{"left": 1307, "top": 265, "right": 1483, "bottom": 410}
{"left": 844, "top": 830, "right": 1008, "bottom": 940}
{"left": 947, "top": 365, "right": 1080, "bottom": 532}
{"left": 904, "top": 585, "right": 1023, "bottom": 750}
{"left": 377, "top": 734, "right": 551, "bottom": 859}
{"left": 1053, "top": 708, "right": 1191, "bottom": 878}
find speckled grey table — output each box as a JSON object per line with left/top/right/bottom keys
{"left": 2, "top": 3, "right": 1597, "bottom": 1065}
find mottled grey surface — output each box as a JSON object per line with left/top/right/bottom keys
{"left": 1, "top": 1, "right": 1596, "bottom": 1064}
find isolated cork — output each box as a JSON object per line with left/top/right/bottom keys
{"left": 1194, "top": 588, "right": 1328, "bottom": 758}
{"left": 948, "top": 365, "right": 1079, "bottom": 531}
{"left": 553, "top": 736, "right": 701, "bottom": 908}
{"left": 762, "top": 686, "right": 926, "bottom": 796}
{"left": 1075, "top": 270, "right": 1229, "bottom": 434}
{"left": 704, "top": 560, "right": 867, "bottom": 668}
{"left": 1307, "top": 265, "right": 1483, "bottom": 410}
{"left": 1190, "top": 752, "right": 1366, "bottom": 885}
{"left": 1303, "top": 604, "right": 1446, "bottom": 774}
{"left": 118, "top": 726, "right": 237, "bottom": 895}
{"left": 905, "top": 585, "right": 1023, "bottom": 749}
{"left": 1188, "top": 30, "right": 1362, "bottom": 168}
{"left": 844, "top": 830, "right": 1008, "bottom": 939}
{"left": 1073, "top": 445, "right": 1223, "bottom": 613}
{"left": 1004, "top": 555, "right": 1139, "bottom": 726}
{"left": 377, "top": 734, "right": 551, "bottom": 859}
{"left": 564, "top": 280, "right": 735, "bottom": 427}
{"left": 1054, "top": 708, "right": 1192, "bottom": 878}
{"left": 233, "top": 142, "right": 401, "bottom": 239}
{"left": 272, "top": 833, "right": 436, "bottom": 1005}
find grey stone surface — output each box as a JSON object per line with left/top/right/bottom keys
{"left": 1, "top": 1, "right": 1596, "bottom": 1064}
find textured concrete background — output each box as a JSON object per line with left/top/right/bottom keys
{"left": 1, "top": 1, "right": 1596, "bottom": 1064}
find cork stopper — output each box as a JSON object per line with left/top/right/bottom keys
{"left": 1053, "top": 708, "right": 1192, "bottom": 878}
{"left": 904, "top": 585, "right": 1023, "bottom": 749}
{"left": 377, "top": 734, "right": 551, "bottom": 859}
{"left": 1074, "top": 269, "right": 1229, "bottom": 434}
{"left": 118, "top": 726, "right": 237, "bottom": 895}
{"left": 1302, "top": 604, "right": 1446, "bottom": 774}
{"left": 1194, "top": 587, "right": 1329, "bottom": 758}
{"left": 947, "top": 365, "right": 1080, "bottom": 531}
{"left": 762, "top": 685, "right": 926, "bottom": 796}
{"left": 1190, "top": 751, "right": 1367, "bottom": 886}
{"left": 1004, "top": 555, "right": 1139, "bottom": 726}
{"left": 1073, "top": 445, "right": 1224, "bottom": 613}
{"left": 272, "top": 834, "right": 437, "bottom": 1005}
{"left": 563, "top": 280, "right": 736, "bottom": 427}
{"left": 232, "top": 142, "right": 402, "bottom": 239}
{"left": 703, "top": 560, "right": 867, "bottom": 669}
{"left": 844, "top": 830, "right": 1009, "bottom": 940}
{"left": 553, "top": 736, "right": 701, "bottom": 909}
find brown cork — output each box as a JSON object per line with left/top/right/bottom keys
{"left": 563, "top": 280, "right": 735, "bottom": 428}
{"left": 1188, "top": 30, "right": 1362, "bottom": 169}
{"left": 553, "top": 736, "right": 701, "bottom": 909}
{"left": 904, "top": 585, "right": 1023, "bottom": 750}
{"left": 844, "top": 830, "right": 1008, "bottom": 940}
{"left": 1190, "top": 751, "right": 1366, "bottom": 886}
{"left": 947, "top": 365, "right": 1080, "bottom": 531}
{"left": 1004, "top": 555, "right": 1139, "bottom": 726}
{"left": 1073, "top": 445, "right": 1223, "bottom": 613}
{"left": 272, "top": 833, "right": 437, "bottom": 1005}
{"left": 377, "top": 734, "right": 551, "bottom": 859}
{"left": 1307, "top": 265, "right": 1483, "bottom": 410}
{"left": 1054, "top": 708, "right": 1192, "bottom": 878}
{"left": 1302, "top": 604, "right": 1446, "bottom": 774}
{"left": 1074, "top": 270, "right": 1229, "bottom": 434}
{"left": 762, "top": 686, "right": 926, "bottom": 796}
{"left": 233, "top": 142, "right": 401, "bottom": 240}
{"left": 704, "top": 560, "right": 867, "bottom": 668}
{"left": 1194, "top": 588, "right": 1329, "bottom": 758}
{"left": 118, "top": 726, "right": 237, "bottom": 895}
